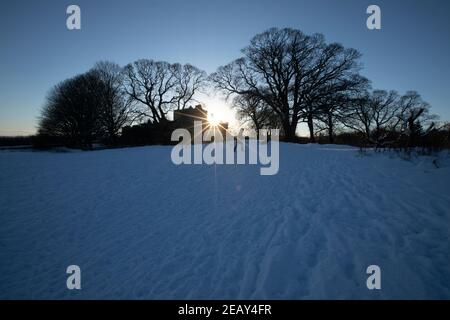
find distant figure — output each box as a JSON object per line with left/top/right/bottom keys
{"left": 234, "top": 128, "right": 245, "bottom": 153}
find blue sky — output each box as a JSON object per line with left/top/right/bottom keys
{"left": 1, "top": 0, "right": 449, "bottom": 135}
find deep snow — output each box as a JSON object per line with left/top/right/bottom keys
{"left": 0, "top": 143, "right": 449, "bottom": 299}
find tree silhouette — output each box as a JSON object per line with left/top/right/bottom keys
{"left": 233, "top": 94, "right": 280, "bottom": 139}
{"left": 123, "top": 59, "right": 207, "bottom": 124}
{"left": 211, "top": 28, "right": 363, "bottom": 142}
{"left": 38, "top": 71, "right": 107, "bottom": 149}
{"left": 91, "top": 61, "right": 133, "bottom": 145}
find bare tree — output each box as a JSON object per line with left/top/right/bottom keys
{"left": 173, "top": 64, "right": 207, "bottom": 110}
{"left": 211, "top": 28, "right": 363, "bottom": 142}
{"left": 299, "top": 47, "right": 365, "bottom": 142}
{"left": 313, "top": 75, "right": 369, "bottom": 143}
{"left": 91, "top": 61, "right": 133, "bottom": 145}
{"left": 342, "top": 90, "right": 403, "bottom": 147}
{"left": 341, "top": 92, "right": 374, "bottom": 144}
{"left": 397, "top": 91, "right": 438, "bottom": 147}
{"left": 123, "top": 59, "right": 207, "bottom": 124}
{"left": 233, "top": 94, "right": 280, "bottom": 139}
{"left": 370, "top": 90, "right": 402, "bottom": 146}
{"left": 38, "top": 71, "right": 106, "bottom": 149}
{"left": 314, "top": 93, "right": 348, "bottom": 144}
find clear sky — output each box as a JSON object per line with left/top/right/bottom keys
{"left": 1, "top": 0, "right": 449, "bottom": 136}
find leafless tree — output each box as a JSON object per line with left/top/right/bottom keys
{"left": 233, "top": 94, "right": 280, "bottom": 139}
{"left": 91, "top": 61, "right": 133, "bottom": 145}
{"left": 342, "top": 90, "right": 404, "bottom": 147}
{"left": 313, "top": 75, "right": 369, "bottom": 143}
{"left": 123, "top": 59, "right": 207, "bottom": 124}
{"left": 341, "top": 93, "right": 373, "bottom": 143}
{"left": 397, "top": 91, "right": 438, "bottom": 147}
{"left": 210, "top": 28, "right": 363, "bottom": 142}
{"left": 173, "top": 64, "right": 207, "bottom": 110}
{"left": 370, "top": 90, "right": 402, "bottom": 146}
{"left": 38, "top": 71, "right": 106, "bottom": 149}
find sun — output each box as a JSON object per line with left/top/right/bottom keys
{"left": 204, "top": 97, "right": 236, "bottom": 127}
{"left": 207, "top": 112, "right": 221, "bottom": 126}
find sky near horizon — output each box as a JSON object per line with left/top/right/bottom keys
{"left": 1, "top": 0, "right": 450, "bottom": 136}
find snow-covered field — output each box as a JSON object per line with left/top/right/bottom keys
{"left": 0, "top": 143, "right": 449, "bottom": 299}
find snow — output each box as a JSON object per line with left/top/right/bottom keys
{"left": 0, "top": 143, "right": 449, "bottom": 299}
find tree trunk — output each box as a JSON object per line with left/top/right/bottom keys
{"left": 281, "top": 118, "right": 296, "bottom": 142}
{"left": 287, "top": 124, "right": 298, "bottom": 142}
{"left": 307, "top": 114, "right": 315, "bottom": 143}
{"left": 327, "top": 113, "right": 334, "bottom": 144}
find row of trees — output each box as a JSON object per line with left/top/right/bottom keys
{"left": 211, "top": 28, "right": 443, "bottom": 149}
{"left": 38, "top": 27, "right": 447, "bottom": 150}
{"left": 38, "top": 61, "right": 207, "bottom": 148}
